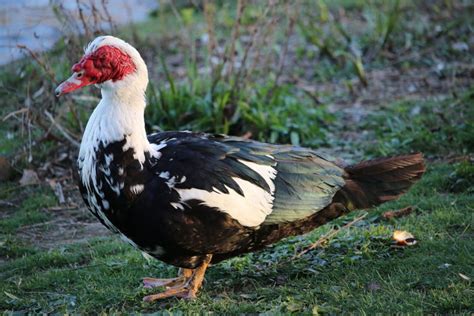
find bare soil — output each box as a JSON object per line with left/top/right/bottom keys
{"left": 16, "top": 207, "right": 111, "bottom": 250}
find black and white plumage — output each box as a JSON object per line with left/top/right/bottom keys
{"left": 79, "top": 131, "right": 348, "bottom": 268}
{"left": 56, "top": 36, "right": 425, "bottom": 300}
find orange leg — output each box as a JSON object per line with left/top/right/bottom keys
{"left": 143, "top": 254, "right": 212, "bottom": 302}
{"left": 143, "top": 268, "right": 193, "bottom": 289}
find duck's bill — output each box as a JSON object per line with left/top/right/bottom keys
{"left": 55, "top": 71, "right": 91, "bottom": 97}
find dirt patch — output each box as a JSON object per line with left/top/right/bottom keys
{"left": 16, "top": 204, "right": 112, "bottom": 250}
{"left": 1, "top": 173, "right": 112, "bottom": 251}
{"left": 304, "top": 63, "right": 474, "bottom": 111}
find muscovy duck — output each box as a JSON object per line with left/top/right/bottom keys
{"left": 55, "top": 36, "right": 425, "bottom": 301}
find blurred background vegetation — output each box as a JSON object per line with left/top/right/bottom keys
{"left": 0, "top": 0, "right": 473, "bottom": 313}
{"left": 1, "top": 0, "right": 472, "bottom": 167}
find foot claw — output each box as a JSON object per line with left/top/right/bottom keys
{"left": 143, "top": 286, "right": 191, "bottom": 302}
{"left": 142, "top": 254, "right": 212, "bottom": 302}
{"left": 142, "top": 276, "right": 185, "bottom": 289}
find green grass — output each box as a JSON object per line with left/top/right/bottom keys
{"left": 329, "top": 88, "right": 474, "bottom": 160}
{"left": 363, "top": 90, "right": 474, "bottom": 158}
{"left": 0, "top": 186, "right": 56, "bottom": 260}
{"left": 0, "top": 189, "right": 55, "bottom": 234}
{"left": 1, "top": 0, "right": 473, "bottom": 313}
{"left": 0, "top": 164, "right": 472, "bottom": 313}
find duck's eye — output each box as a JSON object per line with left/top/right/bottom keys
{"left": 77, "top": 72, "right": 83, "bottom": 78}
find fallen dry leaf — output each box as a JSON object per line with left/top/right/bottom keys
{"left": 458, "top": 273, "right": 470, "bottom": 281}
{"left": 393, "top": 230, "right": 417, "bottom": 246}
{"left": 367, "top": 282, "right": 382, "bottom": 291}
{"left": 4, "top": 291, "right": 20, "bottom": 301}
{"left": 240, "top": 131, "right": 253, "bottom": 139}
{"left": 47, "top": 179, "right": 65, "bottom": 204}
{"left": 0, "top": 156, "right": 13, "bottom": 181}
{"left": 382, "top": 206, "right": 413, "bottom": 220}
{"left": 19, "top": 169, "right": 40, "bottom": 186}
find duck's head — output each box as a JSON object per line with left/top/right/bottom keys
{"left": 55, "top": 35, "right": 148, "bottom": 98}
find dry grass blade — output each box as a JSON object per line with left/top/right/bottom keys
{"left": 2, "top": 108, "right": 29, "bottom": 121}
{"left": 382, "top": 206, "right": 414, "bottom": 220}
{"left": 16, "top": 44, "right": 56, "bottom": 83}
{"left": 226, "top": 0, "right": 246, "bottom": 79}
{"left": 44, "top": 111, "right": 80, "bottom": 148}
{"left": 101, "top": 0, "right": 116, "bottom": 33}
{"left": 294, "top": 213, "right": 368, "bottom": 258}
{"left": 76, "top": 0, "right": 90, "bottom": 39}
{"left": 232, "top": 2, "right": 276, "bottom": 93}
{"left": 266, "top": 2, "right": 298, "bottom": 99}
{"left": 167, "top": 0, "right": 191, "bottom": 49}
{"left": 203, "top": 0, "right": 217, "bottom": 65}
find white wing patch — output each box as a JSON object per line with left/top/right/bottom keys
{"left": 166, "top": 175, "right": 186, "bottom": 189}
{"left": 149, "top": 245, "right": 165, "bottom": 256}
{"left": 159, "top": 171, "right": 170, "bottom": 179}
{"left": 237, "top": 159, "right": 277, "bottom": 192}
{"left": 130, "top": 184, "right": 145, "bottom": 195}
{"left": 174, "top": 160, "right": 277, "bottom": 227}
{"left": 170, "top": 202, "right": 185, "bottom": 211}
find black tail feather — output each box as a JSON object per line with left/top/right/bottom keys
{"left": 337, "top": 153, "right": 425, "bottom": 210}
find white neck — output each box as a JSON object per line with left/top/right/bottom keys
{"left": 78, "top": 67, "right": 152, "bottom": 187}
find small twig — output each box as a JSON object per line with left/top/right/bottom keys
{"left": 16, "top": 45, "right": 56, "bottom": 83}
{"left": 168, "top": 0, "right": 191, "bottom": 47}
{"left": 274, "top": 9, "right": 296, "bottom": 85}
{"left": 54, "top": 182, "right": 66, "bottom": 204}
{"left": 203, "top": 0, "right": 217, "bottom": 66}
{"left": 302, "top": 90, "right": 323, "bottom": 105}
{"left": 44, "top": 110, "right": 80, "bottom": 148}
{"left": 265, "top": 3, "right": 298, "bottom": 100}
{"left": 226, "top": 0, "right": 246, "bottom": 79}
{"left": 0, "top": 200, "right": 17, "bottom": 207}
{"left": 382, "top": 206, "right": 413, "bottom": 220}
{"left": 232, "top": 2, "right": 275, "bottom": 95}
{"left": 294, "top": 213, "right": 368, "bottom": 258}
{"left": 76, "top": 0, "right": 90, "bottom": 39}
{"left": 46, "top": 205, "right": 80, "bottom": 212}
{"left": 68, "top": 102, "right": 84, "bottom": 133}
{"left": 2, "top": 108, "right": 29, "bottom": 121}
{"left": 18, "top": 219, "right": 63, "bottom": 230}
{"left": 101, "top": 0, "right": 116, "bottom": 33}
{"left": 90, "top": 1, "right": 103, "bottom": 35}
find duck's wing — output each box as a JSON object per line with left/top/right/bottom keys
{"left": 147, "top": 132, "right": 345, "bottom": 228}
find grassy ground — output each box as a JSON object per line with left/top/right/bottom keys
{"left": 1, "top": 162, "right": 473, "bottom": 313}
{"left": 1, "top": 0, "right": 473, "bottom": 314}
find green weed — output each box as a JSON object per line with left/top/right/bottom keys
{"left": 147, "top": 80, "right": 331, "bottom": 146}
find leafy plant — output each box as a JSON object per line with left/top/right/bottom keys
{"left": 448, "top": 160, "right": 474, "bottom": 193}
{"left": 146, "top": 76, "right": 331, "bottom": 146}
